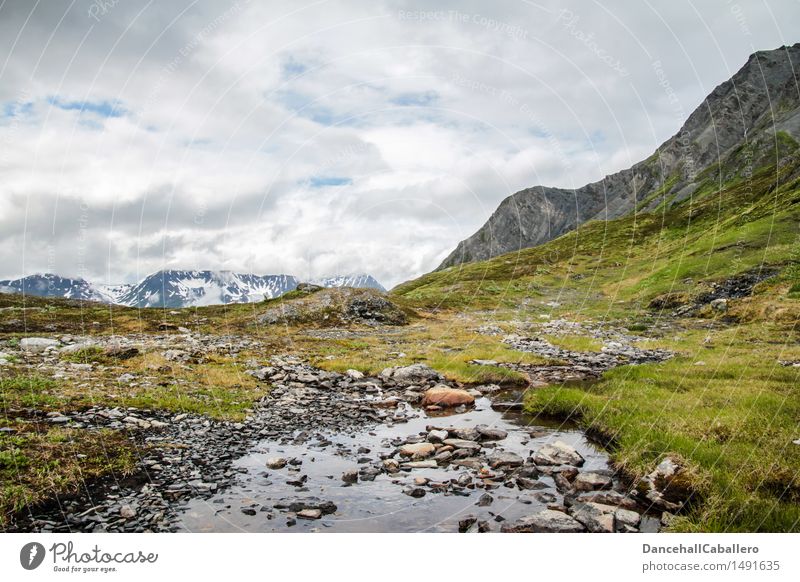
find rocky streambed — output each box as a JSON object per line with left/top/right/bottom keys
{"left": 9, "top": 327, "right": 687, "bottom": 533}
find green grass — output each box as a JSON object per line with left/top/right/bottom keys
{"left": 0, "top": 375, "right": 64, "bottom": 409}
{"left": 524, "top": 323, "right": 800, "bottom": 531}
{"left": 0, "top": 427, "right": 137, "bottom": 528}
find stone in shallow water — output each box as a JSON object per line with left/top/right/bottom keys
{"left": 402, "top": 460, "right": 438, "bottom": 469}
{"left": 573, "top": 471, "right": 613, "bottom": 492}
{"left": 532, "top": 441, "right": 585, "bottom": 466}
{"left": 399, "top": 442, "right": 436, "bottom": 458}
{"left": 476, "top": 425, "right": 508, "bottom": 440}
{"left": 266, "top": 457, "right": 287, "bottom": 469}
{"left": 427, "top": 429, "right": 449, "bottom": 443}
{"left": 568, "top": 502, "right": 616, "bottom": 533}
{"left": 443, "top": 438, "right": 481, "bottom": 452}
{"left": 298, "top": 508, "right": 322, "bottom": 520}
{"left": 421, "top": 386, "right": 475, "bottom": 408}
{"left": 487, "top": 451, "right": 524, "bottom": 469}
{"left": 501, "top": 510, "right": 585, "bottom": 533}
{"left": 341, "top": 470, "right": 359, "bottom": 483}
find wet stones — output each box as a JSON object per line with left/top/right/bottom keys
{"left": 341, "top": 470, "right": 359, "bottom": 484}
{"left": 266, "top": 457, "right": 288, "bottom": 469}
{"left": 427, "top": 429, "right": 449, "bottom": 443}
{"left": 487, "top": 451, "right": 524, "bottom": 469}
{"left": 297, "top": 509, "right": 322, "bottom": 520}
{"left": 573, "top": 472, "right": 613, "bottom": 492}
{"left": 399, "top": 442, "right": 436, "bottom": 458}
{"left": 500, "top": 510, "right": 585, "bottom": 533}
{"left": 568, "top": 502, "right": 616, "bottom": 533}
{"left": 403, "top": 487, "right": 427, "bottom": 498}
{"left": 443, "top": 439, "right": 481, "bottom": 453}
{"left": 421, "top": 385, "right": 475, "bottom": 408}
{"left": 476, "top": 425, "right": 508, "bottom": 441}
{"left": 533, "top": 441, "right": 585, "bottom": 467}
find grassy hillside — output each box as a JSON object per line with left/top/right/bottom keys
{"left": 391, "top": 146, "right": 800, "bottom": 532}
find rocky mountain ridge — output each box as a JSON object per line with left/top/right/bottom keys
{"left": 438, "top": 43, "right": 800, "bottom": 269}
{"left": 0, "top": 271, "right": 385, "bottom": 308}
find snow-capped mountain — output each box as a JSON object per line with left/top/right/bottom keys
{"left": 0, "top": 274, "right": 112, "bottom": 303}
{"left": 115, "top": 270, "right": 300, "bottom": 308}
{"left": 0, "top": 270, "right": 386, "bottom": 308}
{"left": 312, "top": 274, "right": 385, "bottom": 292}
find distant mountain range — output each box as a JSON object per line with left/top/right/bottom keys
{"left": 0, "top": 271, "right": 385, "bottom": 308}
{"left": 438, "top": 44, "right": 800, "bottom": 269}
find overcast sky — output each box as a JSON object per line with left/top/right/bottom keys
{"left": 0, "top": 0, "right": 798, "bottom": 288}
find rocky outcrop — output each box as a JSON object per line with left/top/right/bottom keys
{"left": 438, "top": 44, "right": 800, "bottom": 269}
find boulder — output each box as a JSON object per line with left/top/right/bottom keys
{"left": 380, "top": 364, "right": 442, "bottom": 384}
{"left": 573, "top": 491, "right": 640, "bottom": 511}
{"left": 449, "top": 427, "right": 480, "bottom": 441}
{"left": 569, "top": 502, "right": 616, "bottom": 533}
{"left": 20, "top": 337, "right": 59, "bottom": 353}
{"left": 573, "top": 472, "right": 613, "bottom": 492}
{"left": 487, "top": 451, "right": 524, "bottom": 469}
{"left": 500, "top": 510, "right": 585, "bottom": 533}
{"left": 297, "top": 508, "right": 322, "bottom": 520}
{"left": 443, "top": 438, "right": 481, "bottom": 452}
{"left": 422, "top": 386, "right": 475, "bottom": 408}
{"left": 476, "top": 425, "right": 508, "bottom": 440}
{"left": 399, "top": 442, "right": 436, "bottom": 458}
{"left": 533, "top": 441, "right": 585, "bottom": 466}
{"left": 427, "top": 429, "right": 449, "bottom": 443}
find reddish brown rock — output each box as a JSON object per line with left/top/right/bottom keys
{"left": 421, "top": 385, "right": 475, "bottom": 408}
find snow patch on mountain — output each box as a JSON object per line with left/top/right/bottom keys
{"left": 0, "top": 270, "right": 386, "bottom": 308}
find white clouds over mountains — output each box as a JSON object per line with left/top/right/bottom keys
{"left": 0, "top": 0, "right": 797, "bottom": 287}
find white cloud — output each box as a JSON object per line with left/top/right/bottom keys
{"left": 0, "top": 0, "right": 798, "bottom": 288}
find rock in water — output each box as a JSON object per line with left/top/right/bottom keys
{"left": 487, "top": 451, "right": 524, "bottom": 469}
{"left": 573, "top": 472, "right": 613, "bottom": 492}
{"left": 422, "top": 386, "right": 475, "bottom": 407}
{"left": 342, "top": 470, "right": 359, "bottom": 484}
{"left": 568, "top": 502, "right": 616, "bottom": 533}
{"left": 532, "top": 441, "right": 585, "bottom": 466}
{"left": 501, "top": 510, "right": 585, "bottom": 533}
{"left": 399, "top": 442, "right": 436, "bottom": 458}
{"left": 297, "top": 508, "right": 322, "bottom": 520}
{"left": 266, "top": 457, "right": 288, "bottom": 469}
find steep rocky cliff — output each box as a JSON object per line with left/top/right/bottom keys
{"left": 438, "top": 44, "right": 800, "bottom": 269}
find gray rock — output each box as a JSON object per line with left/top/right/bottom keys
{"left": 380, "top": 364, "right": 442, "bottom": 384}
{"left": 443, "top": 438, "right": 481, "bottom": 452}
{"left": 487, "top": 451, "right": 524, "bottom": 469}
{"left": 476, "top": 425, "right": 508, "bottom": 440}
{"left": 573, "top": 472, "right": 613, "bottom": 492}
{"left": 533, "top": 441, "right": 585, "bottom": 466}
{"left": 569, "top": 502, "right": 616, "bottom": 533}
{"left": 427, "top": 429, "right": 449, "bottom": 443}
{"left": 501, "top": 510, "right": 585, "bottom": 533}
{"left": 20, "top": 337, "right": 59, "bottom": 352}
